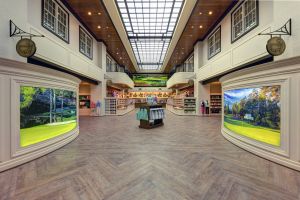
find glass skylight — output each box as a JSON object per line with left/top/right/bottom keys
{"left": 116, "top": 0, "right": 184, "bottom": 71}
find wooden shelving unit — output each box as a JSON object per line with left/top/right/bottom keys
{"left": 79, "top": 94, "right": 91, "bottom": 116}
{"left": 173, "top": 98, "right": 184, "bottom": 109}
{"left": 184, "top": 98, "right": 196, "bottom": 114}
{"left": 210, "top": 94, "right": 222, "bottom": 114}
{"left": 117, "top": 98, "right": 127, "bottom": 110}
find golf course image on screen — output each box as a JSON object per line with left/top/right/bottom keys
{"left": 20, "top": 86, "right": 77, "bottom": 147}
{"left": 224, "top": 86, "right": 281, "bottom": 146}
{"left": 133, "top": 74, "right": 168, "bottom": 87}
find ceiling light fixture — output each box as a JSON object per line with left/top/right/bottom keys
{"left": 199, "top": 12, "right": 202, "bottom": 15}
{"left": 88, "top": 12, "right": 92, "bottom": 15}
{"left": 98, "top": 12, "right": 101, "bottom": 15}
{"left": 191, "top": 26, "right": 194, "bottom": 29}
{"left": 199, "top": 25, "right": 203, "bottom": 29}
{"left": 97, "top": 25, "right": 101, "bottom": 29}
{"left": 209, "top": 11, "right": 213, "bottom": 15}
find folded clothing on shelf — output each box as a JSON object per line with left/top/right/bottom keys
{"left": 136, "top": 108, "right": 148, "bottom": 120}
{"left": 149, "top": 108, "right": 165, "bottom": 120}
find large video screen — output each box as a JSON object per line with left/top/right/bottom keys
{"left": 133, "top": 74, "right": 168, "bottom": 87}
{"left": 224, "top": 86, "right": 281, "bottom": 146}
{"left": 20, "top": 86, "right": 77, "bottom": 147}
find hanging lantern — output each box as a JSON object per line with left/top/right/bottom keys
{"left": 16, "top": 38, "right": 36, "bottom": 58}
{"left": 266, "top": 37, "right": 286, "bottom": 56}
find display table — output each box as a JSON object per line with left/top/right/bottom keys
{"left": 220, "top": 56, "right": 300, "bottom": 171}
{"left": 0, "top": 58, "right": 80, "bottom": 172}
{"left": 137, "top": 104, "right": 164, "bottom": 129}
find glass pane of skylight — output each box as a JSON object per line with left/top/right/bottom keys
{"left": 116, "top": 0, "right": 184, "bottom": 71}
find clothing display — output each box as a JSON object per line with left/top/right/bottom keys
{"left": 136, "top": 108, "right": 165, "bottom": 121}
{"left": 149, "top": 108, "right": 165, "bottom": 120}
{"left": 136, "top": 108, "right": 148, "bottom": 120}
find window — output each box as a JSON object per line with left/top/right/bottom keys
{"left": 208, "top": 27, "right": 221, "bottom": 59}
{"left": 115, "top": 0, "right": 184, "bottom": 71}
{"left": 79, "top": 27, "right": 93, "bottom": 59}
{"left": 42, "top": 0, "right": 69, "bottom": 42}
{"left": 232, "top": 0, "right": 258, "bottom": 42}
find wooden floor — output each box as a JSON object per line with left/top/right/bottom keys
{"left": 1, "top": 111, "right": 300, "bottom": 200}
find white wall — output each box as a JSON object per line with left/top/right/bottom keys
{"left": 195, "top": 0, "right": 300, "bottom": 82}
{"left": 0, "top": 0, "right": 28, "bottom": 62}
{"left": 0, "top": 0, "right": 103, "bottom": 82}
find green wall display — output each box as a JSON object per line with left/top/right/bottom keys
{"left": 133, "top": 74, "right": 168, "bottom": 87}
{"left": 20, "top": 86, "right": 77, "bottom": 147}
{"left": 224, "top": 86, "right": 281, "bottom": 146}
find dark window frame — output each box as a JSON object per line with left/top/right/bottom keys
{"left": 41, "top": 0, "right": 70, "bottom": 43}
{"left": 79, "top": 26, "right": 93, "bottom": 60}
{"left": 231, "top": 0, "right": 259, "bottom": 43}
{"left": 208, "top": 26, "right": 221, "bottom": 60}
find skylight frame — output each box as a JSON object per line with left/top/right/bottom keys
{"left": 115, "top": 0, "right": 184, "bottom": 71}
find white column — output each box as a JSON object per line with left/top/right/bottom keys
{"left": 194, "top": 41, "right": 203, "bottom": 115}
{"left": 97, "top": 42, "right": 107, "bottom": 116}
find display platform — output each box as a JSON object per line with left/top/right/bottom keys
{"left": 220, "top": 56, "right": 300, "bottom": 171}
{"left": 0, "top": 58, "right": 80, "bottom": 172}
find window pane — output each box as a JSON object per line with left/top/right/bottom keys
{"left": 244, "top": 0, "right": 256, "bottom": 30}
{"left": 43, "top": 0, "right": 68, "bottom": 42}
{"left": 233, "top": 7, "right": 243, "bottom": 39}
{"left": 232, "top": 0, "right": 257, "bottom": 41}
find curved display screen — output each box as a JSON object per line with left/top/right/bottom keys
{"left": 224, "top": 86, "right": 281, "bottom": 146}
{"left": 133, "top": 74, "right": 168, "bottom": 87}
{"left": 20, "top": 86, "right": 77, "bottom": 147}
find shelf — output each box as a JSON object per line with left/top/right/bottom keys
{"left": 210, "top": 95, "right": 222, "bottom": 114}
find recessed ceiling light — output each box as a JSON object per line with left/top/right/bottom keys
{"left": 88, "top": 12, "right": 92, "bottom": 15}
{"left": 191, "top": 26, "right": 194, "bottom": 29}
{"left": 209, "top": 11, "right": 213, "bottom": 15}
{"left": 199, "top": 12, "right": 202, "bottom": 15}
{"left": 98, "top": 12, "right": 101, "bottom": 15}
{"left": 117, "top": 52, "right": 119, "bottom": 54}
{"left": 199, "top": 25, "right": 203, "bottom": 29}
{"left": 97, "top": 25, "right": 101, "bottom": 29}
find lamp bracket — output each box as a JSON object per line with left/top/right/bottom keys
{"left": 10, "top": 20, "right": 44, "bottom": 38}
{"left": 258, "top": 19, "right": 291, "bottom": 37}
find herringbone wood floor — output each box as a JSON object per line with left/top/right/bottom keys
{"left": 1, "top": 111, "right": 300, "bottom": 200}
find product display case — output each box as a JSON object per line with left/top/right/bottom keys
{"left": 184, "top": 98, "right": 196, "bottom": 114}
{"left": 167, "top": 97, "right": 196, "bottom": 115}
{"left": 105, "top": 98, "right": 117, "bottom": 115}
{"left": 105, "top": 98, "right": 134, "bottom": 115}
{"left": 137, "top": 104, "right": 164, "bottom": 129}
{"left": 210, "top": 94, "right": 222, "bottom": 114}
{"left": 117, "top": 98, "right": 127, "bottom": 110}
{"left": 173, "top": 98, "right": 184, "bottom": 109}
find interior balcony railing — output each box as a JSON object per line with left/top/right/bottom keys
{"left": 106, "top": 63, "right": 133, "bottom": 79}
{"left": 169, "top": 63, "right": 194, "bottom": 78}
